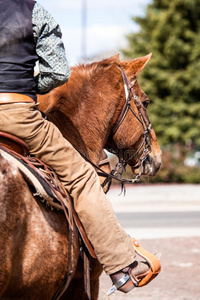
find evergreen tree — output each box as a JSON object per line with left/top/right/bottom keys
{"left": 123, "top": 0, "right": 200, "bottom": 146}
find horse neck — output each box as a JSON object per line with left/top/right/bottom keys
{"left": 44, "top": 67, "right": 121, "bottom": 164}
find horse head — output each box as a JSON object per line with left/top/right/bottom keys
{"left": 39, "top": 53, "right": 162, "bottom": 180}
{"left": 105, "top": 53, "right": 162, "bottom": 178}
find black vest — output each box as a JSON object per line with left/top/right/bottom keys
{"left": 0, "top": 0, "right": 38, "bottom": 101}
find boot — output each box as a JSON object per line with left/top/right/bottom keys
{"left": 107, "top": 238, "right": 161, "bottom": 295}
{"left": 110, "top": 260, "right": 150, "bottom": 293}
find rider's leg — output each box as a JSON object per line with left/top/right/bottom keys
{"left": 0, "top": 103, "right": 137, "bottom": 275}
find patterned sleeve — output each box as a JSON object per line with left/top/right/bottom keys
{"left": 32, "top": 2, "right": 71, "bottom": 94}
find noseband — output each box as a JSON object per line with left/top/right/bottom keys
{"left": 108, "top": 67, "right": 152, "bottom": 182}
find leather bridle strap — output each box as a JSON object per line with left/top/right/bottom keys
{"left": 110, "top": 67, "right": 152, "bottom": 167}
{"left": 111, "top": 69, "right": 137, "bottom": 135}
{"left": 111, "top": 66, "right": 151, "bottom": 136}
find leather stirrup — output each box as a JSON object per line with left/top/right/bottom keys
{"left": 131, "top": 237, "right": 161, "bottom": 287}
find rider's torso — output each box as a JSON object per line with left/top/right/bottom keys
{"left": 0, "top": 0, "right": 38, "bottom": 102}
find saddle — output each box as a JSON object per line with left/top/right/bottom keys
{"left": 0, "top": 131, "right": 29, "bottom": 155}
{"left": 0, "top": 131, "right": 96, "bottom": 258}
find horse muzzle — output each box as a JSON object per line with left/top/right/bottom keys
{"left": 143, "top": 153, "right": 162, "bottom": 176}
{"left": 131, "top": 153, "right": 162, "bottom": 177}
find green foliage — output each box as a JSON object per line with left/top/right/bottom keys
{"left": 122, "top": 0, "right": 200, "bottom": 147}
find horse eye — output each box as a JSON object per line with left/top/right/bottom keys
{"left": 143, "top": 101, "right": 149, "bottom": 109}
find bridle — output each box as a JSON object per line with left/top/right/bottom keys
{"left": 106, "top": 66, "right": 152, "bottom": 183}
{"left": 74, "top": 66, "right": 153, "bottom": 190}
{"left": 112, "top": 67, "right": 152, "bottom": 137}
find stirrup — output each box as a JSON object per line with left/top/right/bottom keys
{"left": 131, "top": 237, "right": 161, "bottom": 287}
{"left": 107, "top": 237, "right": 161, "bottom": 295}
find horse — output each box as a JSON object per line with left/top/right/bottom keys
{"left": 0, "top": 53, "right": 162, "bottom": 299}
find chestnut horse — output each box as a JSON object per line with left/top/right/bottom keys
{"left": 0, "top": 54, "right": 162, "bottom": 299}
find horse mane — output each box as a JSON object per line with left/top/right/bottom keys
{"left": 46, "top": 55, "right": 123, "bottom": 112}
{"left": 71, "top": 56, "right": 120, "bottom": 82}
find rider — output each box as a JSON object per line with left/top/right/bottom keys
{"left": 0, "top": 0, "right": 155, "bottom": 292}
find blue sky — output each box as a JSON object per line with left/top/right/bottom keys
{"left": 38, "top": 0, "right": 151, "bottom": 64}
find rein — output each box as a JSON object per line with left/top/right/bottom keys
{"left": 74, "top": 66, "right": 153, "bottom": 191}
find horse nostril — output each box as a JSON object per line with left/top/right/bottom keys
{"left": 145, "top": 155, "right": 151, "bottom": 164}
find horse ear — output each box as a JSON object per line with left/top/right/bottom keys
{"left": 125, "top": 53, "right": 152, "bottom": 75}
{"left": 108, "top": 54, "right": 120, "bottom": 62}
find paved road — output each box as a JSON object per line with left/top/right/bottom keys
{"left": 107, "top": 184, "right": 200, "bottom": 214}
{"left": 116, "top": 211, "right": 200, "bottom": 228}
{"left": 99, "top": 236, "right": 200, "bottom": 300}
{"left": 106, "top": 183, "right": 200, "bottom": 239}
{"left": 98, "top": 184, "right": 200, "bottom": 300}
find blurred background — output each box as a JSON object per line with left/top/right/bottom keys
{"left": 39, "top": 0, "right": 200, "bottom": 184}
{"left": 39, "top": 0, "right": 149, "bottom": 63}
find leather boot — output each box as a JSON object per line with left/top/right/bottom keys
{"left": 110, "top": 260, "right": 150, "bottom": 293}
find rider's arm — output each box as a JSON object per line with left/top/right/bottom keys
{"left": 32, "top": 3, "right": 71, "bottom": 94}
